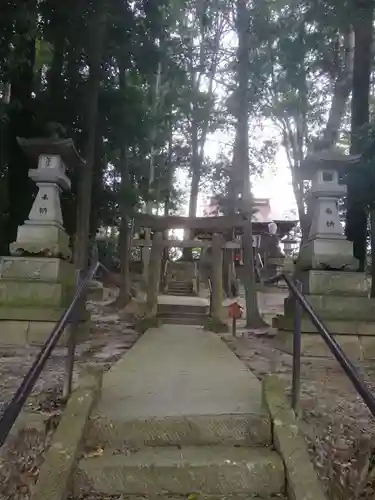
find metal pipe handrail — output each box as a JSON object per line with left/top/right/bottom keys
{"left": 0, "top": 261, "right": 102, "bottom": 448}
{"left": 264, "top": 272, "right": 375, "bottom": 417}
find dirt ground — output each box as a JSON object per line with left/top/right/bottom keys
{"left": 222, "top": 329, "right": 375, "bottom": 500}
{"left": 0, "top": 299, "right": 142, "bottom": 500}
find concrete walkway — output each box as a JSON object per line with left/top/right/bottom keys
{"left": 94, "top": 324, "right": 263, "bottom": 420}
{"left": 76, "top": 325, "right": 282, "bottom": 497}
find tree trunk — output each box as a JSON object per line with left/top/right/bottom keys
{"left": 143, "top": 62, "right": 162, "bottom": 277}
{"left": 186, "top": 3, "right": 223, "bottom": 258}
{"left": 234, "top": 0, "right": 265, "bottom": 328}
{"left": 6, "top": 0, "right": 37, "bottom": 249}
{"left": 347, "top": 0, "right": 373, "bottom": 273}
{"left": 322, "top": 28, "right": 354, "bottom": 146}
{"left": 188, "top": 116, "right": 200, "bottom": 221}
{"left": 74, "top": 0, "right": 107, "bottom": 270}
{"left": 162, "top": 127, "right": 173, "bottom": 283}
{"left": 117, "top": 147, "right": 132, "bottom": 306}
{"left": 183, "top": 116, "right": 200, "bottom": 260}
{"left": 46, "top": 33, "right": 66, "bottom": 123}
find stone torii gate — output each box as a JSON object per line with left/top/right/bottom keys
{"left": 133, "top": 214, "right": 246, "bottom": 323}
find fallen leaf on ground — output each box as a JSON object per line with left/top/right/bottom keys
{"left": 83, "top": 447, "right": 104, "bottom": 458}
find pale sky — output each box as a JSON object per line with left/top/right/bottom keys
{"left": 201, "top": 128, "right": 298, "bottom": 221}
{"left": 252, "top": 149, "right": 297, "bottom": 220}
{"left": 176, "top": 144, "right": 297, "bottom": 221}
{"left": 177, "top": 24, "right": 298, "bottom": 222}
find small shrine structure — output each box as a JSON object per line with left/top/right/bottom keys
{"left": 197, "top": 197, "right": 296, "bottom": 281}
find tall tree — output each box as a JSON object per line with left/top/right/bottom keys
{"left": 233, "top": 0, "right": 265, "bottom": 327}
{"left": 186, "top": 0, "right": 226, "bottom": 222}
{"left": 74, "top": 0, "right": 108, "bottom": 270}
{"left": 247, "top": 0, "right": 354, "bottom": 241}
{"left": 6, "top": 0, "right": 38, "bottom": 246}
{"left": 346, "top": 0, "right": 374, "bottom": 273}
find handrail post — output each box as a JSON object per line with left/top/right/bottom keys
{"left": 63, "top": 268, "right": 85, "bottom": 400}
{"left": 292, "top": 279, "right": 302, "bottom": 415}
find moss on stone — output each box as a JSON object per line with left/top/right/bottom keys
{"left": 0, "top": 281, "right": 75, "bottom": 308}
{"left": 30, "top": 368, "right": 102, "bottom": 500}
{"left": 262, "top": 375, "right": 327, "bottom": 500}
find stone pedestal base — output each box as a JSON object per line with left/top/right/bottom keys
{"left": 284, "top": 293, "right": 375, "bottom": 321}
{"left": 0, "top": 256, "right": 89, "bottom": 346}
{"left": 10, "top": 224, "right": 71, "bottom": 260}
{"left": 273, "top": 269, "right": 375, "bottom": 359}
{"left": 0, "top": 318, "right": 91, "bottom": 346}
{"left": 298, "top": 270, "right": 368, "bottom": 296}
{"left": 297, "top": 238, "right": 358, "bottom": 271}
{"left": 282, "top": 257, "right": 295, "bottom": 272}
{"left": 272, "top": 319, "right": 375, "bottom": 360}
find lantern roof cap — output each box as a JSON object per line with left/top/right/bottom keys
{"left": 300, "top": 147, "right": 361, "bottom": 180}
{"left": 17, "top": 137, "right": 85, "bottom": 169}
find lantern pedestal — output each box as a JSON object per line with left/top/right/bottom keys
{"left": 0, "top": 138, "right": 88, "bottom": 346}
{"left": 274, "top": 148, "right": 375, "bottom": 359}
{"left": 297, "top": 238, "right": 359, "bottom": 271}
{"left": 10, "top": 224, "right": 71, "bottom": 260}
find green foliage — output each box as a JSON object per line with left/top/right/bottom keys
{"left": 345, "top": 122, "right": 375, "bottom": 209}
{"left": 34, "top": 39, "right": 53, "bottom": 73}
{"left": 0, "top": 0, "right": 366, "bottom": 266}
{"left": 0, "top": 0, "right": 191, "bottom": 251}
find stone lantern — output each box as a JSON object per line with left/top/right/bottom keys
{"left": 297, "top": 147, "right": 360, "bottom": 271}
{"left": 274, "top": 147, "right": 375, "bottom": 360}
{"left": 282, "top": 236, "right": 297, "bottom": 259}
{"left": 282, "top": 236, "right": 297, "bottom": 274}
{"left": 0, "top": 137, "right": 86, "bottom": 345}
{"left": 263, "top": 221, "right": 284, "bottom": 279}
{"left": 10, "top": 140, "right": 77, "bottom": 260}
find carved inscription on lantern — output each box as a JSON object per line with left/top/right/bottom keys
{"left": 38, "top": 154, "right": 61, "bottom": 170}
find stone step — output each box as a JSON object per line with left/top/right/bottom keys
{"left": 169, "top": 279, "right": 192, "bottom": 286}
{"left": 167, "top": 288, "right": 194, "bottom": 293}
{"left": 74, "top": 446, "right": 284, "bottom": 497}
{"left": 160, "top": 315, "right": 206, "bottom": 325}
{"left": 167, "top": 285, "right": 193, "bottom": 290}
{"left": 87, "top": 412, "right": 270, "bottom": 448}
{"left": 158, "top": 303, "right": 208, "bottom": 314}
{"left": 158, "top": 308, "right": 207, "bottom": 319}
{"left": 71, "top": 496, "right": 285, "bottom": 500}
{"left": 166, "top": 284, "right": 193, "bottom": 288}
{"left": 167, "top": 288, "right": 193, "bottom": 293}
